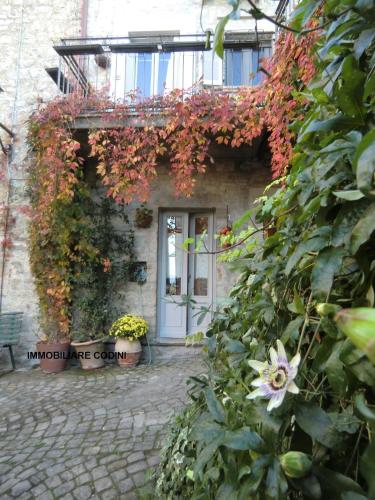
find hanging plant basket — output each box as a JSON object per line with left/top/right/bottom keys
{"left": 135, "top": 205, "right": 153, "bottom": 228}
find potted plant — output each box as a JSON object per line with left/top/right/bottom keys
{"left": 109, "top": 314, "right": 148, "bottom": 368}
{"left": 134, "top": 204, "right": 153, "bottom": 228}
{"left": 71, "top": 331, "right": 106, "bottom": 370}
{"left": 36, "top": 318, "right": 70, "bottom": 374}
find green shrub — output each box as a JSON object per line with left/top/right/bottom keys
{"left": 156, "top": 0, "right": 375, "bottom": 498}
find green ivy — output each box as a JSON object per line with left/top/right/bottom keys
{"left": 156, "top": 0, "right": 375, "bottom": 498}
{"left": 71, "top": 195, "right": 135, "bottom": 342}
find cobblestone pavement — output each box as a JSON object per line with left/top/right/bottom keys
{"left": 0, "top": 355, "right": 203, "bottom": 499}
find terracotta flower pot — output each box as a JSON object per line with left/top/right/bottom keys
{"left": 115, "top": 338, "right": 142, "bottom": 368}
{"left": 71, "top": 339, "right": 105, "bottom": 370}
{"left": 36, "top": 340, "right": 70, "bottom": 374}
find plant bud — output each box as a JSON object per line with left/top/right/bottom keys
{"left": 334, "top": 308, "right": 375, "bottom": 364}
{"left": 280, "top": 451, "right": 312, "bottom": 478}
{"left": 316, "top": 303, "right": 341, "bottom": 317}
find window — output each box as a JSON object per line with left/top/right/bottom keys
{"left": 224, "top": 46, "right": 272, "bottom": 86}
{"left": 131, "top": 31, "right": 178, "bottom": 98}
{"left": 203, "top": 44, "right": 272, "bottom": 88}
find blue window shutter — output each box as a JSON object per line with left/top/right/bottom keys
{"left": 242, "top": 49, "right": 252, "bottom": 86}
{"left": 232, "top": 50, "right": 242, "bottom": 86}
{"left": 252, "top": 48, "right": 260, "bottom": 85}
{"left": 225, "top": 49, "right": 242, "bottom": 86}
{"left": 225, "top": 50, "right": 233, "bottom": 85}
{"left": 137, "top": 53, "right": 152, "bottom": 97}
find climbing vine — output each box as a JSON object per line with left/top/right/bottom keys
{"left": 27, "top": 24, "right": 317, "bottom": 340}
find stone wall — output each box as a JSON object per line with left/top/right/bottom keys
{"left": 87, "top": 0, "right": 277, "bottom": 36}
{"left": 0, "top": 0, "right": 82, "bottom": 368}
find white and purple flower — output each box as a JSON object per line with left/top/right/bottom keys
{"left": 246, "top": 340, "right": 300, "bottom": 412}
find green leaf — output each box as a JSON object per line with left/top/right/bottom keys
{"left": 355, "top": 393, "right": 375, "bottom": 423}
{"left": 333, "top": 190, "right": 365, "bottom": 201}
{"left": 337, "top": 56, "right": 366, "bottom": 118}
{"left": 238, "top": 465, "right": 251, "bottom": 480}
{"left": 217, "top": 483, "right": 236, "bottom": 500}
{"left": 287, "top": 289, "right": 305, "bottom": 315}
{"left": 232, "top": 209, "right": 255, "bottom": 232}
{"left": 213, "top": 0, "right": 241, "bottom": 59}
{"left": 361, "top": 440, "right": 375, "bottom": 498}
{"left": 313, "top": 336, "right": 337, "bottom": 372}
{"left": 295, "top": 402, "right": 339, "bottom": 448}
{"left": 204, "top": 388, "right": 225, "bottom": 423}
{"left": 350, "top": 202, "right": 375, "bottom": 253}
{"left": 214, "top": 15, "right": 229, "bottom": 59}
{"left": 364, "top": 68, "right": 375, "bottom": 99}
{"left": 194, "top": 439, "right": 220, "bottom": 478}
{"left": 182, "top": 237, "right": 194, "bottom": 250}
{"left": 281, "top": 316, "right": 304, "bottom": 344}
{"left": 354, "top": 130, "right": 375, "bottom": 198}
{"left": 290, "top": 0, "right": 321, "bottom": 31}
{"left": 250, "top": 8, "right": 264, "bottom": 20}
{"left": 354, "top": 28, "right": 375, "bottom": 59}
{"left": 297, "top": 194, "right": 324, "bottom": 222}
{"left": 195, "top": 230, "right": 207, "bottom": 252}
{"left": 285, "top": 232, "right": 331, "bottom": 276}
{"left": 355, "top": 0, "right": 375, "bottom": 15}
{"left": 340, "top": 339, "right": 365, "bottom": 365}
{"left": 191, "top": 418, "right": 223, "bottom": 443}
{"left": 341, "top": 493, "right": 368, "bottom": 500}
{"left": 265, "top": 458, "right": 288, "bottom": 500}
{"left": 313, "top": 466, "right": 365, "bottom": 497}
{"left": 225, "top": 339, "right": 246, "bottom": 353}
{"left": 311, "top": 247, "right": 345, "bottom": 299}
{"left": 349, "top": 358, "right": 375, "bottom": 388}
{"left": 329, "top": 410, "right": 361, "bottom": 434}
{"left": 325, "top": 342, "right": 348, "bottom": 395}
{"left": 222, "top": 427, "right": 264, "bottom": 451}
{"left": 298, "top": 115, "right": 363, "bottom": 142}
{"left": 293, "top": 474, "right": 322, "bottom": 499}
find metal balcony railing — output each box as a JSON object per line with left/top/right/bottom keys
{"left": 50, "top": 32, "right": 273, "bottom": 102}
{"left": 275, "top": 0, "right": 299, "bottom": 30}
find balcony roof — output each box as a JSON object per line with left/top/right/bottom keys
{"left": 54, "top": 32, "right": 274, "bottom": 56}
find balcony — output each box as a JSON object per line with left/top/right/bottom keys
{"left": 49, "top": 32, "right": 273, "bottom": 103}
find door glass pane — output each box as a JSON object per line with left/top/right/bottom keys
{"left": 193, "top": 217, "right": 208, "bottom": 296}
{"left": 166, "top": 216, "right": 183, "bottom": 295}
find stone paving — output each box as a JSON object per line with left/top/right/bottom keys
{"left": 0, "top": 354, "right": 203, "bottom": 499}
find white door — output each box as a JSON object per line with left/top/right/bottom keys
{"left": 158, "top": 211, "right": 214, "bottom": 338}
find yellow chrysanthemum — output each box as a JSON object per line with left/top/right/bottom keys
{"left": 109, "top": 314, "right": 148, "bottom": 341}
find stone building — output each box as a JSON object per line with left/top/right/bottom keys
{"left": 0, "top": 0, "right": 284, "bottom": 367}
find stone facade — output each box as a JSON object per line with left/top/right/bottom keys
{"left": 0, "top": 0, "right": 277, "bottom": 367}
{"left": 0, "top": 0, "right": 82, "bottom": 367}
{"left": 87, "top": 0, "right": 276, "bottom": 37}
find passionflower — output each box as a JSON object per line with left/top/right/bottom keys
{"left": 246, "top": 340, "right": 300, "bottom": 411}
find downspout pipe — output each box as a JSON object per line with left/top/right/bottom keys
{"left": 81, "top": 0, "right": 88, "bottom": 37}
{"left": 0, "top": 143, "right": 13, "bottom": 314}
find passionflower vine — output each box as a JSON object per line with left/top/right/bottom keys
{"left": 246, "top": 340, "right": 300, "bottom": 412}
